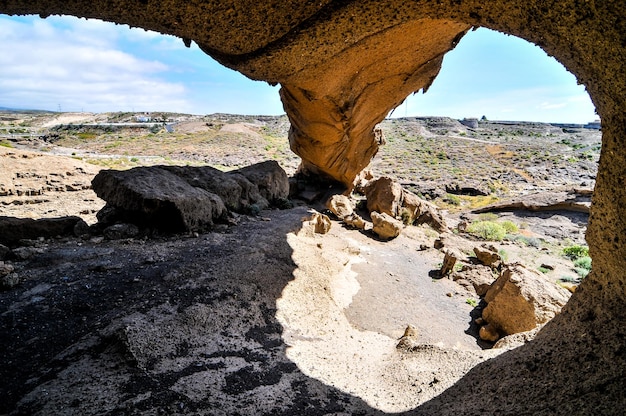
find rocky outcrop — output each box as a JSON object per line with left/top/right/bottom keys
{"left": 473, "top": 190, "right": 592, "bottom": 214}
{"left": 92, "top": 162, "right": 289, "bottom": 232}
{"left": 92, "top": 166, "right": 228, "bottom": 232}
{"left": 365, "top": 177, "right": 447, "bottom": 232}
{"left": 3, "top": 0, "right": 626, "bottom": 412}
{"left": 479, "top": 263, "right": 570, "bottom": 341}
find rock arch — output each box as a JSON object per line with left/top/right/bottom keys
{"left": 2, "top": 1, "right": 625, "bottom": 411}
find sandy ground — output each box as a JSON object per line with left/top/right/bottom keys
{"left": 279, "top": 221, "right": 501, "bottom": 412}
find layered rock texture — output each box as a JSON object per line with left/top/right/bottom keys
{"left": 3, "top": 0, "right": 626, "bottom": 413}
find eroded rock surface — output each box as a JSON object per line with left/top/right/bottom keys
{"left": 481, "top": 263, "right": 571, "bottom": 339}
{"left": 92, "top": 162, "right": 289, "bottom": 232}
{"left": 2, "top": 0, "right": 626, "bottom": 413}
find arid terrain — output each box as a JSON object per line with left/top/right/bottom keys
{"left": 0, "top": 110, "right": 600, "bottom": 414}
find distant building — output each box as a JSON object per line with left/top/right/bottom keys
{"left": 135, "top": 114, "right": 152, "bottom": 122}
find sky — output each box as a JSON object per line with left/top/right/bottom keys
{"left": 0, "top": 14, "right": 598, "bottom": 123}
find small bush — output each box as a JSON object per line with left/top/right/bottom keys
{"left": 500, "top": 220, "right": 519, "bottom": 233}
{"left": 574, "top": 256, "right": 592, "bottom": 271}
{"left": 478, "top": 212, "right": 499, "bottom": 221}
{"left": 444, "top": 193, "right": 461, "bottom": 206}
{"left": 466, "top": 221, "right": 506, "bottom": 241}
{"left": 563, "top": 245, "right": 589, "bottom": 260}
{"left": 538, "top": 266, "right": 550, "bottom": 274}
{"left": 575, "top": 268, "right": 590, "bottom": 279}
{"left": 466, "top": 298, "right": 478, "bottom": 307}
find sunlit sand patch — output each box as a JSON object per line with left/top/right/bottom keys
{"left": 277, "top": 228, "right": 501, "bottom": 412}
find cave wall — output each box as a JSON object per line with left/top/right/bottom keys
{"left": 1, "top": 0, "right": 625, "bottom": 411}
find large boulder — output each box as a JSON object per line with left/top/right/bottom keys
{"left": 365, "top": 177, "right": 403, "bottom": 217}
{"left": 452, "top": 264, "right": 497, "bottom": 297}
{"left": 92, "top": 166, "right": 227, "bottom": 232}
{"left": 364, "top": 177, "right": 447, "bottom": 232}
{"left": 0, "top": 216, "right": 87, "bottom": 246}
{"left": 481, "top": 263, "right": 571, "bottom": 339}
{"left": 371, "top": 212, "right": 403, "bottom": 240}
{"left": 401, "top": 191, "right": 447, "bottom": 232}
{"left": 162, "top": 165, "right": 263, "bottom": 212}
{"left": 231, "top": 161, "right": 289, "bottom": 204}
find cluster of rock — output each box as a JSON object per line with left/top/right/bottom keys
{"left": 323, "top": 176, "right": 447, "bottom": 239}
{"left": 91, "top": 161, "right": 290, "bottom": 233}
{"left": 438, "top": 241, "right": 571, "bottom": 345}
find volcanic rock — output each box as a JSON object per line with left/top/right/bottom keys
{"left": 401, "top": 191, "right": 447, "bottom": 232}
{"left": 326, "top": 194, "right": 354, "bottom": 219}
{"left": 473, "top": 245, "right": 502, "bottom": 268}
{"left": 365, "top": 177, "right": 403, "bottom": 217}
{"left": 452, "top": 265, "right": 497, "bottom": 297}
{"left": 0, "top": 216, "right": 87, "bottom": 246}
{"left": 371, "top": 212, "right": 403, "bottom": 240}
{"left": 92, "top": 166, "right": 227, "bottom": 232}
{"left": 440, "top": 249, "right": 460, "bottom": 276}
{"left": 232, "top": 160, "right": 289, "bottom": 203}
{"left": 481, "top": 263, "right": 570, "bottom": 337}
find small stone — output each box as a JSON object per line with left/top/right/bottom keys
{"left": 12, "top": 247, "right": 45, "bottom": 260}
{"left": 371, "top": 211, "right": 403, "bottom": 240}
{"left": 434, "top": 238, "right": 445, "bottom": 249}
{"left": 440, "top": 249, "right": 460, "bottom": 276}
{"left": 343, "top": 213, "right": 368, "bottom": 230}
{"left": 326, "top": 194, "right": 354, "bottom": 219}
{"left": 0, "top": 272, "right": 20, "bottom": 290}
{"left": 540, "top": 263, "right": 555, "bottom": 270}
{"left": 0, "top": 244, "right": 9, "bottom": 261}
{"left": 0, "top": 261, "right": 15, "bottom": 277}
{"left": 479, "top": 324, "right": 500, "bottom": 342}
{"left": 396, "top": 324, "right": 420, "bottom": 351}
{"left": 301, "top": 212, "right": 332, "bottom": 235}
{"left": 103, "top": 223, "right": 140, "bottom": 240}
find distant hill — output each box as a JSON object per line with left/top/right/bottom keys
{"left": 0, "top": 106, "right": 55, "bottom": 114}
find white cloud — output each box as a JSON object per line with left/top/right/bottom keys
{"left": 0, "top": 15, "right": 194, "bottom": 112}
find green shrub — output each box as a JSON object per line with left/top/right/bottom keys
{"left": 478, "top": 213, "right": 499, "bottom": 221}
{"left": 575, "top": 268, "right": 590, "bottom": 279}
{"left": 444, "top": 193, "right": 461, "bottom": 206}
{"left": 574, "top": 256, "right": 592, "bottom": 271}
{"left": 466, "top": 221, "right": 506, "bottom": 241}
{"left": 538, "top": 266, "right": 550, "bottom": 274}
{"left": 563, "top": 245, "right": 589, "bottom": 260}
{"left": 500, "top": 220, "right": 519, "bottom": 233}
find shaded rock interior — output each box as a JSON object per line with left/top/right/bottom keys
{"left": 1, "top": 0, "right": 626, "bottom": 413}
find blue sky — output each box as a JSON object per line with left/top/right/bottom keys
{"left": 0, "top": 14, "right": 597, "bottom": 123}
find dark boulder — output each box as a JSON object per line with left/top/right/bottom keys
{"left": 92, "top": 166, "right": 227, "bottom": 232}
{"left": 0, "top": 216, "right": 87, "bottom": 246}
